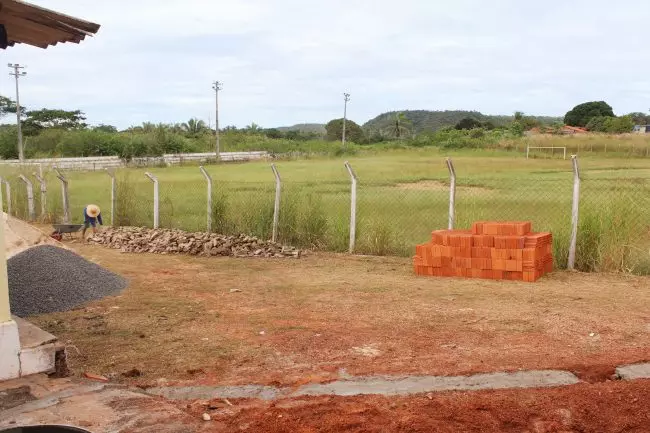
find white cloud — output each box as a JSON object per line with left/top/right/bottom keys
{"left": 2, "top": 0, "right": 649, "bottom": 128}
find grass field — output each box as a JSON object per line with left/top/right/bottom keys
{"left": 2, "top": 146, "right": 650, "bottom": 273}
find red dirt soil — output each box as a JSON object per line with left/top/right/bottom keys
{"left": 31, "top": 244, "right": 650, "bottom": 389}
{"left": 179, "top": 380, "right": 650, "bottom": 433}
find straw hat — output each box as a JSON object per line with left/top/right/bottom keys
{"left": 86, "top": 204, "right": 100, "bottom": 218}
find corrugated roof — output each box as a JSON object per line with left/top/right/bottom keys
{"left": 0, "top": 0, "right": 100, "bottom": 49}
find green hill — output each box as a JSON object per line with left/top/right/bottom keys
{"left": 362, "top": 110, "right": 561, "bottom": 134}
{"left": 277, "top": 123, "right": 326, "bottom": 135}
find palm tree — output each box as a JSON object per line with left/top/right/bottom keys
{"left": 245, "top": 122, "right": 261, "bottom": 134}
{"left": 141, "top": 122, "right": 156, "bottom": 133}
{"left": 384, "top": 112, "right": 412, "bottom": 139}
{"left": 181, "top": 118, "right": 207, "bottom": 135}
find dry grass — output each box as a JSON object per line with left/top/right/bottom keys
{"left": 30, "top": 244, "right": 650, "bottom": 387}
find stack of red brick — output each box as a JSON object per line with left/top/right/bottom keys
{"left": 414, "top": 221, "right": 553, "bottom": 282}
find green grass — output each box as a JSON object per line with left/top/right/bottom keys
{"left": 1, "top": 146, "right": 649, "bottom": 274}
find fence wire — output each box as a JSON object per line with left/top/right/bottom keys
{"left": 0, "top": 158, "right": 649, "bottom": 274}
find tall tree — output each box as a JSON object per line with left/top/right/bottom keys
{"left": 325, "top": 118, "right": 364, "bottom": 143}
{"left": 181, "top": 118, "right": 207, "bottom": 135}
{"left": 455, "top": 117, "right": 483, "bottom": 130}
{"left": 245, "top": 122, "right": 261, "bottom": 133}
{"left": 23, "top": 109, "right": 87, "bottom": 134}
{"left": 564, "top": 101, "right": 614, "bottom": 127}
{"left": 92, "top": 124, "right": 117, "bottom": 133}
{"left": 385, "top": 112, "right": 413, "bottom": 139}
{"left": 0, "top": 95, "right": 26, "bottom": 117}
{"left": 626, "top": 112, "right": 650, "bottom": 125}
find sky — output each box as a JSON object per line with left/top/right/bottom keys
{"left": 1, "top": 0, "right": 649, "bottom": 129}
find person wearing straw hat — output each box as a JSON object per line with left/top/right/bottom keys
{"left": 82, "top": 204, "right": 103, "bottom": 239}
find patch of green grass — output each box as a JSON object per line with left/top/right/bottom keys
{"left": 1, "top": 147, "right": 648, "bottom": 274}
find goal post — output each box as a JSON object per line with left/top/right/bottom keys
{"left": 526, "top": 146, "right": 567, "bottom": 160}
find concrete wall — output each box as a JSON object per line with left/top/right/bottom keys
{"left": 0, "top": 151, "right": 270, "bottom": 171}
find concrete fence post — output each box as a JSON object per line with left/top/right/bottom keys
{"left": 144, "top": 172, "right": 159, "bottom": 229}
{"left": 567, "top": 155, "right": 581, "bottom": 270}
{"left": 34, "top": 172, "right": 47, "bottom": 221}
{"left": 54, "top": 169, "right": 70, "bottom": 223}
{"left": 446, "top": 157, "right": 456, "bottom": 230}
{"left": 105, "top": 169, "right": 116, "bottom": 226}
{"left": 344, "top": 161, "right": 358, "bottom": 253}
{"left": 0, "top": 178, "right": 10, "bottom": 216}
{"left": 18, "top": 175, "right": 35, "bottom": 221}
{"left": 271, "top": 164, "right": 281, "bottom": 243}
{"left": 199, "top": 166, "right": 213, "bottom": 233}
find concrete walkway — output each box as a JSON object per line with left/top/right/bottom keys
{"left": 147, "top": 369, "right": 581, "bottom": 401}
{"left": 1, "top": 363, "right": 649, "bottom": 432}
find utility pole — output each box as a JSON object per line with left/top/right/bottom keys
{"left": 212, "top": 81, "right": 222, "bottom": 159}
{"left": 342, "top": 93, "right": 350, "bottom": 146}
{"left": 8, "top": 63, "right": 27, "bottom": 162}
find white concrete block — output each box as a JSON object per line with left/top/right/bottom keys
{"left": 0, "top": 320, "right": 21, "bottom": 381}
{"left": 19, "top": 343, "right": 57, "bottom": 376}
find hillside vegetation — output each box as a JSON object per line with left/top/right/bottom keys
{"left": 277, "top": 123, "right": 326, "bottom": 135}
{"left": 363, "top": 110, "right": 562, "bottom": 134}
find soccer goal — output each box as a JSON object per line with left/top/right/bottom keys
{"left": 526, "top": 146, "right": 567, "bottom": 160}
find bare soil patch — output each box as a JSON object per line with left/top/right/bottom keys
{"left": 394, "top": 180, "right": 490, "bottom": 194}
{"left": 29, "top": 243, "right": 650, "bottom": 391}
{"left": 178, "top": 380, "right": 650, "bottom": 432}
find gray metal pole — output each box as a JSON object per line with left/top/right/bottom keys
{"left": 271, "top": 164, "right": 281, "bottom": 243}
{"left": 212, "top": 81, "right": 222, "bottom": 160}
{"left": 0, "top": 178, "right": 10, "bottom": 216}
{"left": 567, "top": 155, "right": 580, "bottom": 270}
{"left": 342, "top": 93, "right": 350, "bottom": 146}
{"left": 199, "top": 166, "right": 213, "bottom": 233}
{"left": 144, "top": 172, "right": 159, "bottom": 229}
{"left": 8, "top": 63, "right": 27, "bottom": 162}
{"left": 34, "top": 172, "right": 47, "bottom": 221}
{"left": 54, "top": 169, "right": 70, "bottom": 223}
{"left": 105, "top": 169, "right": 116, "bottom": 226}
{"left": 18, "top": 175, "right": 35, "bottom": 221}
{"left": 446, "top": 158, "right": 456, "bottom": 230}
{"left": 344, "top": 161, "right": 358, "bottom": 253}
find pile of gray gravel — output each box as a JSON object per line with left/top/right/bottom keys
{"left": 8, "top": 245, "right": 127, "bottom": 317}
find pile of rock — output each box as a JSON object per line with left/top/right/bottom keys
{"left": 88, "top": 226, "right": 301, "bottom": 258}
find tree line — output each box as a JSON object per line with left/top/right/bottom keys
{"left": 0, "top": 95, "right": 646, "bottom": 160}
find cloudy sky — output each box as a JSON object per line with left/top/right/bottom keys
{"left": 2, "top": 0, "right": 649, "bottom": 129}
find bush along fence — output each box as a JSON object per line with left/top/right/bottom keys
{"left": 0, "top": 156, "right": 648, "bottom": 275}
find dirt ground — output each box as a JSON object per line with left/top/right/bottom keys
{"left": 178, "top": 380, "right": 650, "bottom": 432}
{"left": 13, "top": 242, "right": 650, "bottom": 431}
{"left": 29, "top": 243, "right": 650, "bottom": 388}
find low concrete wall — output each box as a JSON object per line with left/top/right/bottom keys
{"left": 0, "top": 151, "right": 270, "bottom": 171}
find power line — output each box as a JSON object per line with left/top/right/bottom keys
{"left": 212, "top": 81, "right": 223, "bottom": 159}
{"left": 8, "top": 63, "right": 27, "bottom": 162}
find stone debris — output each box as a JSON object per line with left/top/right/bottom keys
{"left": 88, "top": 226, "right": 301, "bottom": 258}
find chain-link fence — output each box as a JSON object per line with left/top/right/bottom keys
{"left": 1, "top": 157, "right": 649, "bottom": 274}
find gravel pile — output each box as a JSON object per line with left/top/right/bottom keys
{"left": 88, "top": 226, "right": 301, "bottom": 258}
{"left": 8, "top": 245, "right": 128, "bottom": 317}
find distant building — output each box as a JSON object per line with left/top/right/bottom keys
{"left": 633, "top": 125, "right": 650, "bottom": 133}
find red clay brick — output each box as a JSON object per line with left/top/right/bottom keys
{"left": 471, "top": 221, "right": 488, "bottom": 235}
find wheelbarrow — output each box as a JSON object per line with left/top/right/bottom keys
{"left": 51, "top": 224, "right": 84, "bottom": 240}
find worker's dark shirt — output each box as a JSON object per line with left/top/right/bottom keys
{"left": 83, "top": 207, "right": 103, "bottom": 225}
